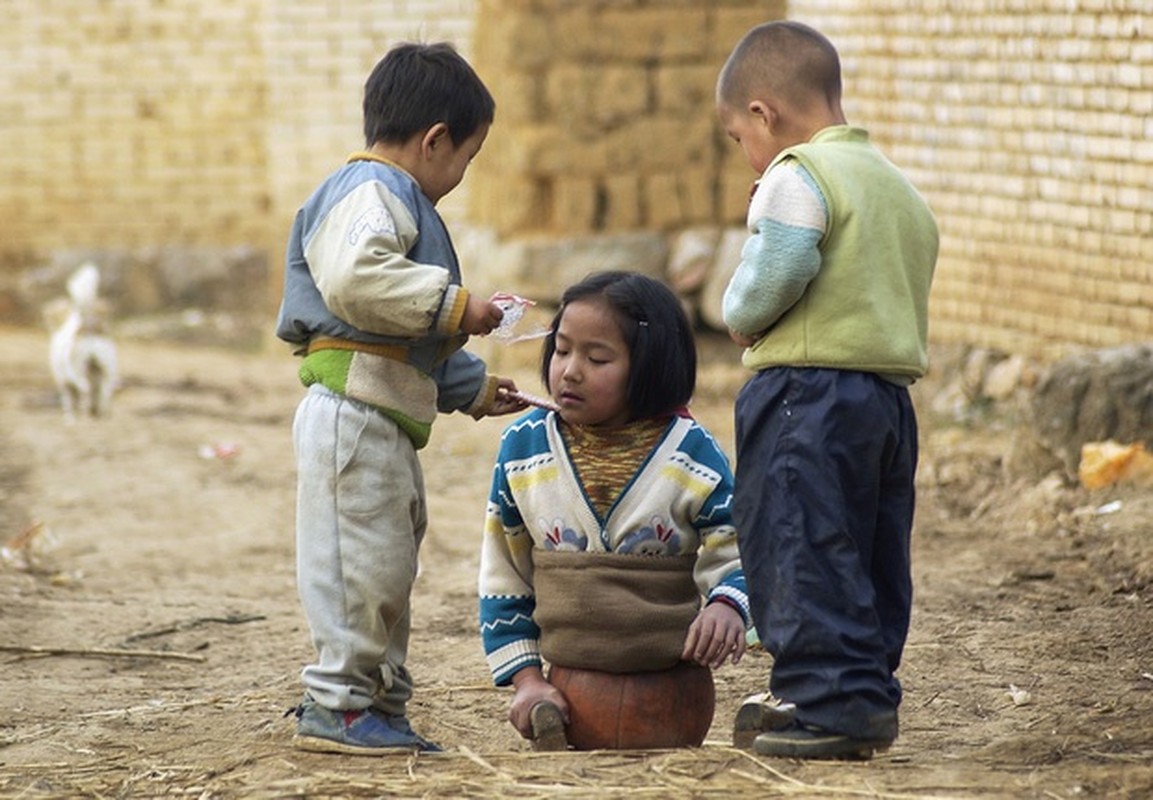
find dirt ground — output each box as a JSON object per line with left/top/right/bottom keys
{"left": 1, "top": 324, "right": 1152, "bottom": 799}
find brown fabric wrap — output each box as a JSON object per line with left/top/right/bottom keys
{"left": 532, "top": 548, "right": 700, "bottom": 673}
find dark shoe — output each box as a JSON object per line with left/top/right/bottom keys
{"left": 290, "top": 696, "right": 442, "bottom": 754}
{"left": 732, "top": 692, "right": 797, "bottom": 749}
{"left": 529, "top": 701, "right": 568, "bottom": 752}
{"left": 753, "top": 722, "right": 893, "bottom": 761}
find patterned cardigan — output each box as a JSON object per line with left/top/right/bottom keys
{"left": 478, "top": 408, "right": 750, "bottom": 685}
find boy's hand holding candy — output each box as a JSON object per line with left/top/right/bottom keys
{"left": 489, "top": 379, "right": 530, "bottom": 416}
{"left": 461, "top": 293, "right": 507, "bottom": 335}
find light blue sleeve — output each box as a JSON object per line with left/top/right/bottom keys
{"left": 721, "top": 163, "right": 828, "bottom": 336}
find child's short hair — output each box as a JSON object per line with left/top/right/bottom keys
{"left": 541, "top": 271, "right": 697, "bottom": 420}
{"left": 363, "top": 42, "right": 495, "bottom": 147}
{"left": 718, "top": 21, "right": 841, "bottom": 111}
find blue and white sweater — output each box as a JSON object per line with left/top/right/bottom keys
{"left": 478, "top": 409, "right": 750, "bottom": 685}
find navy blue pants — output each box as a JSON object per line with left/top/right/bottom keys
{"left": 733, "top": 368, "right": 917, "bottom": 740}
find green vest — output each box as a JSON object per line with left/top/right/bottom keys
{"left": 744, "top": 126, "right": 938, "bottom": 381}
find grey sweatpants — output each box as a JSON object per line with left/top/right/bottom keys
{"left": 292, "top": 384, "right": 426, "bottom": 716}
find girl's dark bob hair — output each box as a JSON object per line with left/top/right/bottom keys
{"left": 541, "top": 271, "right": 697, "bottom": 421}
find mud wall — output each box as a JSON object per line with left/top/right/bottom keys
{"left": 2, "top": 1, "right": 1151, "bottom": 360}
{"left": 798, "top": 1, "right": 1153, "bottom": 360}
{"left": 0, "top": 0, "right": 476, "bottom": 339}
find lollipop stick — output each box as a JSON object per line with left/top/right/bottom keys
{"left": 511, "top": 390, "right": 560, "bottom": 413}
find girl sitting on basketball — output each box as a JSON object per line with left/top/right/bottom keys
{"left": 478, "top": 271, "right": 750, "bottom": 750}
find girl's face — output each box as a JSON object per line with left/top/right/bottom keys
{"left": 548, "top": 298, "right": 631, "bottom": 428}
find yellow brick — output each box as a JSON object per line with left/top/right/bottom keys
{"left": 490, "top": 71, "right": 545, "bottom": 126}
{"left": 602, "top": 174, "right": 642, "bottom": 232}
{"left": 654, "top": 64, "right": 715, "bottom": 113}
{"left": 588, "top": 8, "right": 709, "bottom": 62}
{"left": 678, "top": 166, "right": 715, "bottom": 223}
{"left": 550, "top": 176, "right": 599, "bottom": 233}
{"left": 602, "top": 116, "right": 714, "bottom": 172}
{"left": 470, "top": 175, "right": 548, "bottom": 236}
{"left": 711, "top": 5, "right": 786, "bottom": 58}
{"left": 546, "top": 65, "right": 650, "bottom": 127}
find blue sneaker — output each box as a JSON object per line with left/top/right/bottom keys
{"left": 291, "top": 696, "right": 443, "bottom": 755}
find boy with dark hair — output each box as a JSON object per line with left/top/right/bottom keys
{"left": 277, "top": 41, "right": 526, "bottom": 755}
{"left": 716, "top": 21, "right": 938, "bottom": 759}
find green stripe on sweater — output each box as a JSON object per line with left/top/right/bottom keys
{"left": 299, "top": 350, "right": 434, "bottom": 449}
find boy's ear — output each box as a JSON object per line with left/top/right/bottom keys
{"left": 747, "top": 99, "right": 778, "bottom": 132}
{"left": 421, "top": 122, "right": 451, "bottom": 158}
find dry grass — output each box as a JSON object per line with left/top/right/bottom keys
{"left": 1, "top": 745, "right": 966, "bottom": 799}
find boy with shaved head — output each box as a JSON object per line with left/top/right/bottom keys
{"left": 716, "top": 21, "right": 938, "bottom": 759}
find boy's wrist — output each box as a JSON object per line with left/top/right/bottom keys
{"left": 438, "top": 285, "right": 470, "bottom": 335}
{"left": 466, "top": 374, "right": 501, "bottom": 419}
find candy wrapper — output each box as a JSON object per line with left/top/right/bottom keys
{"left": 491, "top": 293, "right": 550, "bottom": 343}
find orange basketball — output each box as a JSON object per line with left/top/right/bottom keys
{"left": 547, "top": 661, "right": 715, "bottom": 749}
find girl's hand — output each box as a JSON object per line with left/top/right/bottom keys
{"left": 682, "top": 601, "right": 747, "bottom": 669}
{"left": 509, "top": 667, "right": 569, "bottom": 739}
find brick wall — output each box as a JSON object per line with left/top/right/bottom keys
{"left": 264, "top": 0, "right": 478, "bottom": 238}
{"left": 796, "top": 0, "right": 1153, "bottom": 360}
{"left": 4, "top": 1, "right": 1151, "bottom": 360}
{"left": 467, "top": 0, "right": 786, "bottom": 236}
{"left": 0, "top": 0, "right": 477, "bottom": 325}
{"left": 0, "top": 0, "right": 267, "bottom": 253}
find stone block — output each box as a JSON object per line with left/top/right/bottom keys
{"left": 667, "top": 226, "right": 721, "bottom": 295}
{"left": 546, "top": 65, "right": 650, "bottom": 128}
{"left": 698, "top": 227, "right": 745, "bottom": 331}
{"left": 469, "top": 174, "right": 548, "bottom": 235}
{"left": 570, "top": 8, "right": 708, "bottom": 62}
{"left": 1030, "top": 344, "right": 1153, "bottom": 478}
{"left": 646, "top": 173, "right": 684, "bottom": 230}
{"left": 477, "top": 4, "right": 556, "bottom": 69}
{"left": 679, "top": 166, "right": 715, "bottom": 222}
{"left": 654, "top": 64, "right": 715, "bottom": 114}
{"left": 489, "top": 71, "right": 546, "bottom": 125}
{"left": 464, "top": 229, "right": 670, "bottom": 303}
{"left": 514, "top": 125, "right": 611, "bottom": 175}
{"left": 711, "top": 6, "right": 786, "bottom": 57}
{"left": 551, "top": 176, "right": 599, "bottom": 233}
{"left": 8, "top": 245, "right": 269, "bottom": 347}
{"left": 719, "top": 170, "right": 756, "bottom": 224}
{"left": 602, "top": 174, "right": 642, "bottom": 231}
{"left": 603, "top": 117, "right": 714, "bottom": 172}
{"left": 645, "top": 168, "right": 715, "bottom": 230}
